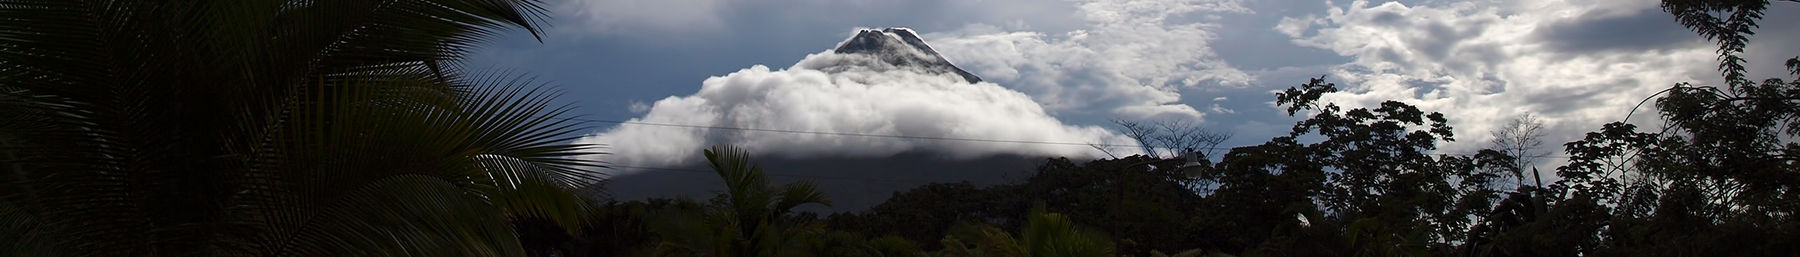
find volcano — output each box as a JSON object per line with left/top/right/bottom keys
{"left": 830, "top": 28, "right": 984, "bottom": 83}
{"left": 598, "top": 28, "right": 1076, "bottom": 213}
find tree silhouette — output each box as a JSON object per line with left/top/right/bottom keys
{"left": 652, "top": 145, "right": 832, "bottom": 257}
{"left": 0, "top": 0, "right": 602, "bottom": 256}
{"left": 936, "top": 206, "right": 1115, "bottom": 257}
{"left": 1490, "top": 113, "right": 1550, "bottom": 188}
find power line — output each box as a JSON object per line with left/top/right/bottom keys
{"left": 606, "top": 164, "right": 926, "bottom": 184}
{"left": 575, "top": 118, "right": 1572, "bottom": 158}
{"left": 576, "top": 118, "right": 1147, "bottom": 148}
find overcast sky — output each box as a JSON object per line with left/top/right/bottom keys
{"left": 467, "top": 0, "right": 1800, "bottom": 176}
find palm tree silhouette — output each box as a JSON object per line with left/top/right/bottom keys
{"left": 0, "top": 1, "right": 603, "bottom": 256}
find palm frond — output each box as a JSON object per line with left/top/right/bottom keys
{"left": 1, "top": 0, "right": 592, "bottom": 255}
{"left": 773, "top": 181, "right": 832, "bottom": 217}
{"left": 262, "top": 175, "right": 522, "bottom": 257}
{"left": 1022, "top": 208, "right": 1114, "bottom": 257}
{"left": 490, "top": 175, "right": 598, "bottom": 233}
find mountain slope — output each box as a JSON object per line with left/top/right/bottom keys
{"left": 831, "top": 28, "right": 984, "bottom": 83}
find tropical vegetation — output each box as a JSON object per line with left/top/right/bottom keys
{"left": 4, "top": 0, "right": 1797, "bottom": 256}
{"left": 1, "top": 0, "right": 602, "bottom": 256}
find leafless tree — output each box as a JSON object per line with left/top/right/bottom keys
{"left": 1490, "top": 113, "right": 1549, "bottom": 188}
{"left": 1112, "top": 119, "right": 1232, "bottom": 159}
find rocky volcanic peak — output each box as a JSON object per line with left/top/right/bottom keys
{"left": 831, "top": 28, "right": 983, "bottom": 83}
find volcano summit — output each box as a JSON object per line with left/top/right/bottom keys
{"left": 827, "top": 28, "right": 983, "bottom": 83}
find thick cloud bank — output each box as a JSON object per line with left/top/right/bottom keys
{"left": 579, "top": 40, "right": 1137, "bottom": 173}
{"left": 926, "top": 0, "right": 1255, "bottom": 120}
{"left": 1273, "top": 0, "right": 1773, "bottom": 157}
{"left": 1264, "top": 0, "right": 1800, "bottom": 176}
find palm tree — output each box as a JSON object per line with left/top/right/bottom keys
{"left": 653, "top": 145, "right": 833, "bottom": 257}
{"left": 796, "top": 230, "right": 928, "bottom": 257}
{"left": 0, "top": 0, "right": 602, "bottom": 256}
{"left": 937, "top": 206, "right": 1114, "bottom": 257}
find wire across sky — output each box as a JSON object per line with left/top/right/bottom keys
{"left": 575, "top": 117, "right": 1572, "bottom": 175}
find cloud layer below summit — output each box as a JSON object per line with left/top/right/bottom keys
{"left": 577, "top": 48, "right": 1140, "bottom": 172}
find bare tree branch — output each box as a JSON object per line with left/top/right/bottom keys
{"left": 1490, "top": 113, "right": 1549, "bottom": 188}
{"left": 1113, "top": 119, "right": 1232, "bottom": 159}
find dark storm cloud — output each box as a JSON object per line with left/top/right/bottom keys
{"left": 1371, "top": 11, "right": 1408, "bottom": 26}
{"left": 1413, "top": 22, "right": 1480, "bottom": 60}
{"left": 1534, "top": 8, "right": 1703, "bottom": 54}
{"left": 1521, "top": 79, "right": 1634, "bottom": 116}
{"left": 556, "top": 0, "right": 1087, "bottom": 40}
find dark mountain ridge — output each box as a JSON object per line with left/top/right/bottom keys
{"left": 831, "top": 27, "right": 984, "bottom": 83}
{"left": 601, "top": 152, "right": 1048, "bottom": 212}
